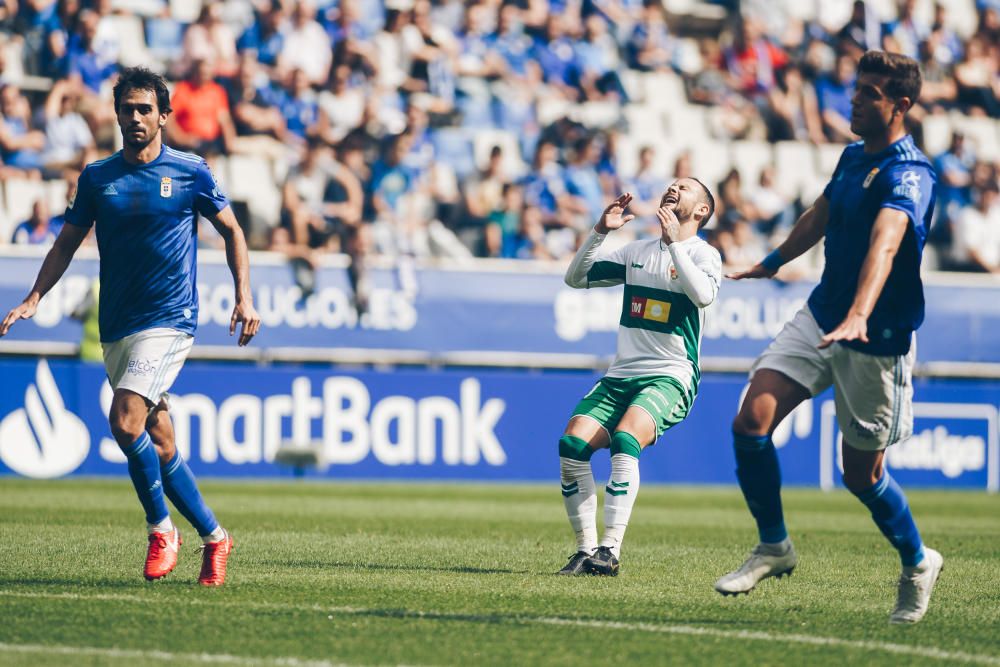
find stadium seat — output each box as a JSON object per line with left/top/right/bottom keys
{"left": 112, "top": 0, "right": 168, "bottom": 18}
{"left": 573, "top": 101, "right": 621, "bottom": 129}
{"left": 431, "top": 128, "right": 476, "bottom": 180}
{"left": 4, "top": 179, "right": 47, "bottom": 226}
{"left": 664, "top": 104, "right": 708, "bottom": 145}
{"left": 950, "top": 113, "right": 1000, "bottom": 162}
{"left": 816, "top": 143, "right": 844, "bottom": 178}
{"left": 690, "top": 140, "right": 731, "bottom": 187}
{"left": 921, "top": 113, "right": 952, "bottom": 158}
{"left": 473, "top": 130, "right": 526, "bottom": 179}
{"left": 536, "top": 97, "right": 572, "bottom": 127}
{"left": 624, "top": 105, "right": 668, "bottom": 144}
{"left": 729, "top": 140, "right": 774, "bottom": 188}
{"left": 169, "top": 0, "right": 204, "bottom": 24}
{"left": 774, "top": 141, "right": 818, "bottom": 199}
{"left": 642, "top": 72, "right": 686, "bottom": 110}
{"left": 46, "top": 180, "right": 69, "bottom": 214}
{"left": 224, "top": 154, "right": 281, "bottom": 229}
{"left": 107, "top": 15, "right": 155, "bottom": 69}
{"left": 619, "top": 70, "right": 645, "bottom": 105}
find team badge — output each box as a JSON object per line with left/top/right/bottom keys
{"left": 160, "top": 177, "right": 172, "bottom": 198}
{"left": 862, "top": 167, "right": 879, "bottom": 189}
{"left": 670, "top": 266, "right": 678, "bottom": 280}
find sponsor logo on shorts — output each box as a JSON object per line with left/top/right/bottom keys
{"left": 127, "top": 358, "right": 158, "bottom": 376}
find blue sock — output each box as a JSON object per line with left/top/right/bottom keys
{"left": 733, "top": 431, "right": 788, "bottom": 544}
{"left": 851, "top": 471, "right": 925, "bottom": 567}
{"left": 122, "top": 432, "right": 169, "bottom": 525}
{"left": 161, "top": 451, "right": 220, "bottom": 537}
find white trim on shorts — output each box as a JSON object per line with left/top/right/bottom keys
{"left": 103, "top": 327, "right": 194, "bottom": 405}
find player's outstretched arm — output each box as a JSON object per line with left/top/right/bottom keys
{"left": 0, "top": 224, "right": 89, "bottom": 336}
{"left": 207, "top": 205, "right": 261, "bottom": 346}
{"left": 565, "top": 193, "right": 634, "bottom": 289}
{"left": 818, "top": 208, "right": 908, "bottom": 349}
{"left": 727, "top": 195, "right": 830, "bottom": 280}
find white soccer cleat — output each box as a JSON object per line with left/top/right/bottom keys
{"left": 714, "top": 541, "right": 798, "bottom": 596}
{"left": 890, "top": 547, "right": 943, "bottom": 624}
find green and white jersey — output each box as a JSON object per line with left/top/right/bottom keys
{"left": 565, "top": 230, "right": 722, "bottom": 395}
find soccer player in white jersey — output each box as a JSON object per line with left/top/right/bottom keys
{"left": 715, "top": 51, "right": 942, "bottom": 623}
{"left": 0, "top": 68, "right": 261, "bottom": 585}
{"left": 558, "top": 180, "right": 721, "bottom": 575}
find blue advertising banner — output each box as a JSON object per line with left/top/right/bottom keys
{"left": 0, "top": 358, "right": 996, "bottom": 490}
{"left": 0, "top": 252, "right": 998, "bottom": 363}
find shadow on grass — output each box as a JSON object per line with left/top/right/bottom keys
{"left": 253, "top": 558, "right": 527, "bottom": 575}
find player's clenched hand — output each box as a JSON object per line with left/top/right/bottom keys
{"left": 817, "top": 312, "right": 869, "bottom": 349}
{"left": 656, "top": 205, "right": 681, "bottom": 245}
{"left": 725, "top": 263, "right": 777, "bottom": 280}
{"left": 595, "top": 193, "right": 634, "bottom": 233}
{"left": 0, "top": 300, "right": 38, "bottom": 337}
{"left": 230, "top": 299, "right": 261, "bottom": 346}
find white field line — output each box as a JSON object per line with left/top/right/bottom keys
{"left": 2, "top": 590, "right": 998, "bottom": 666}
{"left": 0, "top": 643, "right": 360, "bottom": 666}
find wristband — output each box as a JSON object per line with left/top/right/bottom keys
{"left": 760, "top": 249, "right": 785, "bottom": 273}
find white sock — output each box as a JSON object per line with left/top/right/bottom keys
{"left": 203, "top": 526, "right": 227, "bottom": 544}
{"left": 147, "top": 515, "right": 174, "bottom": 534}
{"left": 560, "top": 457, "right": 598, "bottom": 553}
{"left": 601, "top": 453, "right": 640, "bottom": 558}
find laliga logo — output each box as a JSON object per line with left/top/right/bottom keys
{"left": 0, "top": 360, "right": 90, "bottom": 478}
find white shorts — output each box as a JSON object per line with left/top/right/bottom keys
{"left": 750, "top": 307, "right": 914, "bottom": 451}
{"left": 103, "top": 327, "right": 194, "bottom": 405}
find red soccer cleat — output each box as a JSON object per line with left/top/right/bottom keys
{"left": 198, "top": 532, "right": 235, "bottom": 586}
{"left": 144, "top": 528, "right": 181, "bottom": 581}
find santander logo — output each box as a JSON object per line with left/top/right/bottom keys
{"left": 0, "top": 359, "right": 90, "bottom": 478}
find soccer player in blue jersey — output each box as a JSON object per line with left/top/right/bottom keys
{"left": 0, "top": 67, "right": 261, "bottom": 586}
{"left": 714, "top": 51, "right": 942, "bottom": 623}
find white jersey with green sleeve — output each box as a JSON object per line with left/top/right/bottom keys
{"left": 564, "top": 229, "right": 722, "bottom": 395}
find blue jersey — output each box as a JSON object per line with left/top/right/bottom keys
{"left": 64, "top": 146, "right": 229, "bottom": 343}
{"left": 810, "top": 135, "right": 936, "bottom": 356}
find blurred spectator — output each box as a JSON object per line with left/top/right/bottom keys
{"left": 766, "top": 63, "right": 824, "bottom": 142}
{"left": 487, "top": 182, "right": 521, "bottom": 257}
{"left": 262, "top": 67, "right": 322, "bottom": 143}
{"left": 281, "top": 137, "right": 363, "bottom": 251}
{"left": 178, "top": 2, "right": 238, "bottom": 79}
{"left": 953, "top": 37, "right": 1000, "bottom": 116}
{"left": 40, "top": 0, "right": 82, "bottom": 79}
{"left": 462, "top": 144, "right": 508, "bottom": 228}
{"left": 747, "top": 166, "right": 796, "bottom": 235}
{"left": 41, "top": 76, "right": 95, "bottom": 177}
{"left": 573, "top": 14, "right": 627, "bottom": 102}
{"left": 714, "top": 217, "right": 767, "bottom": 270}
{"left": 328, "top": 0, "right": 378, "bottom": 79}
{"left": 949, "top": 183, "right": 1000, "bottom": 272}
{"left": 815, "top": 53, "right": 857, "bottom": 143}
{"left": 64, "top": 9, "right": 116, "bottom": 94}
{"left": 626, "top": 0, "right": 674, "bottom": 72}
{"left": 521, "top": 139, "right": 570, "bottom": 226}
{"left": 625, "top": 144, "right": 663, "bottom": 223}
{"left": 723, "top": 17, "right": 788, "bottom": 99}
{"left": 837, "top": 0, "right": 882, "bottom": 58}
{"left": 401, "top": 0, "right": 457, "bottom": 114}
{"left": 918, "top": 29, "right": 959, "bottom": 108}
{"left": 12, "top": 199, "right": 61, "bottom": 245}
{"left": 236, "top": 0, "right": 287, "bottom": 73}
{"left": 882, "top": 0, "right": 929, "bottom": 60}
{"left": 168, "top": 59, "right": 235, "bottom": 156}
{"left": 0, "top": 84, "right": 45, "bottom": 175}
{"left": 318, "top": 65, "right": 365, "bottom": 143}
{"left": 224, "top": 52, "right": 290, "bottom": 159}
{"left": 934, "top": 131, "right": 976, "bottom": 235}
{"left": 505, "top": 204, "right": 552, "bottom": 260}
{"left": 532, "top": 14, "right": 580, "bottom": 100}
{"left": 564, "top": 135, "right": 606, "bottom": 225}
{"left": 279, "top": 0, "right": 332, "bottom": 87}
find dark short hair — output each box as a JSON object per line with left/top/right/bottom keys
{"left": 691, "top": 177, "right": 715, "bottom": 228}
{"left": 113, "top": 67, "right": 172, "bottom": 115}
{"left": 858, "top": 50, "right": 922, "bottom": 104}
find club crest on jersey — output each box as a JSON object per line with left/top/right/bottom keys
{"left": 160, "top": 177, "right": 172, "bottom": 198}
{"left": 670, "top": 266, "right": 678, "bottom": 280}
{"left": 863, "top": 167, "right": 879, "bottom": 189}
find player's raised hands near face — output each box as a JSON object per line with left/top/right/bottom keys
{"left": 230, "top": 299, "right": 261, "bottom": 347}
{"left": 656, "top": 205, "right": 682, "bottom": 245}
{"left": 595, "top": 193, "right": 635, "bottom": 234}
{"left": 0, "top": 299, "right": 39, "bottom": 337}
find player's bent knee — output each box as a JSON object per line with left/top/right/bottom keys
{"left": 609, "top": 431, "right": 641, "bottom": 458}
{"left": 559, "top": 435, "right": 594, "bottom": 461}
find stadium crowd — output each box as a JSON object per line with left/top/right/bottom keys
{"left": 0, "top": 0, "right": 998, "bottom": 276}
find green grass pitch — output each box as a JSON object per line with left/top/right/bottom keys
{"left": 1, "top": 478, "right": 998, "bottom": 666}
